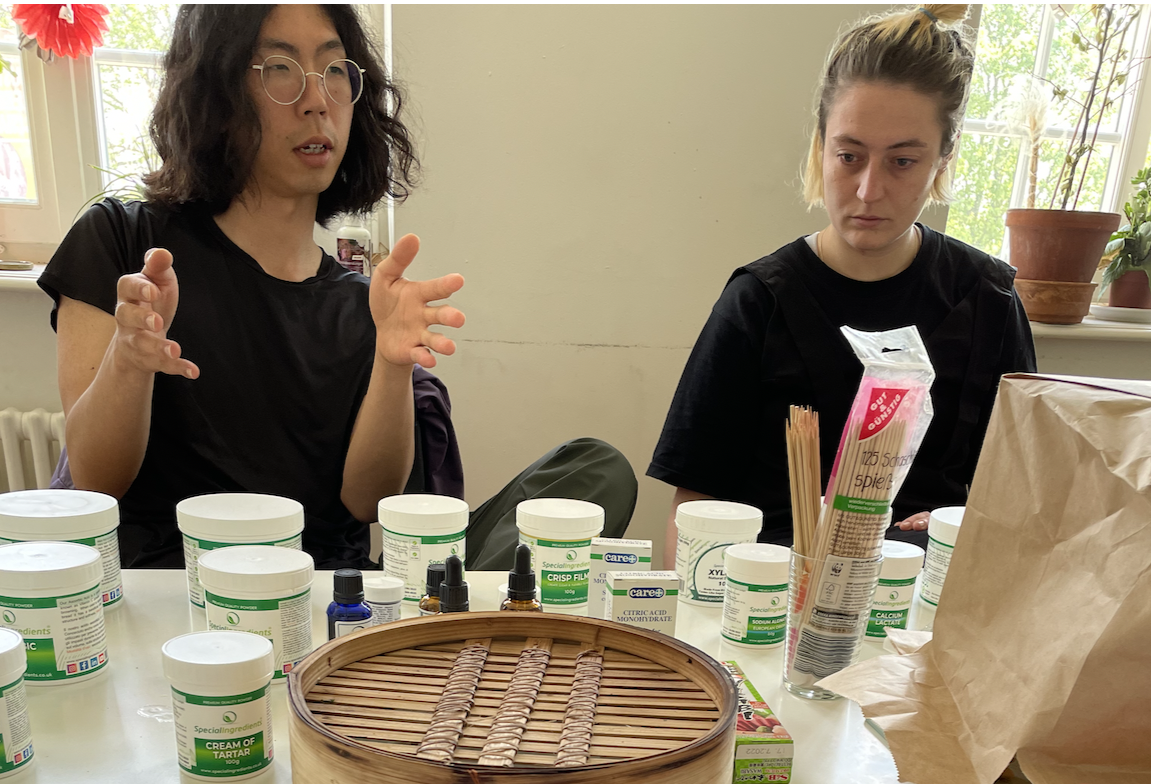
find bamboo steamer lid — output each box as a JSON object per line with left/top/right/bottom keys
{"left": 288, "top": 612, "right": 737, "bottom": 783}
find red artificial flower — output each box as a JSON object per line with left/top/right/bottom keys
{"left": 12, "top": 4, "right": 110, "bottom": 60}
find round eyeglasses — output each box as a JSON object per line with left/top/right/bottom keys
{"left": 251, "top": 55, "right": 365, "bottom": 106}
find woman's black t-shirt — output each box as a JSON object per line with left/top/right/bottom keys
{"left": 648, "top": 225, "right": 1037, "bottom": 544}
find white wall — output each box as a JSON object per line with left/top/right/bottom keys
{"left": 389, "top": 5, "right": 941, "bottom": 559}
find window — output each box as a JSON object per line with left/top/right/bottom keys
{"left": 948, "top": 4, "right": 1151, "bottom": 257}
{"left": 92, "top": 5, "right": 177, "bottom": 192}
{"left": 0, "top": 5, "right": 36, "bottom": 204}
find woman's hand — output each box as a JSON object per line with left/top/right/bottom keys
{"left": 112, "top": 248, "right": 199, "bottom": 379}
{"left": 893, "top": 511, "right": 930, "bottom": 531}
{"left": 369, "top": 234, "right": 466, "bottom": 368}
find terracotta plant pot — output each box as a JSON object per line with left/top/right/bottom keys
{"left": 1013, "top": 279, "right": 1098, "bottom": 325}
{"left": 1005, "top": 209, "right": 1121, "bottom": 283}
{"left": 1107, "top": 270, "right": 1151, "bottom": 310}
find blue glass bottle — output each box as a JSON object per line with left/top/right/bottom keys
{"left": 327, "top": 568, "right": 372, "bottom": 640}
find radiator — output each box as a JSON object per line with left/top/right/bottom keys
{"left": 0, "top": 408, "right": 65, "bottom": 492}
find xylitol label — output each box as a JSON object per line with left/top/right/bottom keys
{"left": 0, "top": 588, "right": 107, "bottom": 682}
{"left": 721, "top": 579, "right": 787, "bottom": 646}
{"left": 867, "top": 576, "right": 918, "bottom": 638}
{"left": 919, "top": 537, "right": 953, "bottom": 606}
{"left": 380, "top": 528, "right": 465, "bottom": 603}
{"left": 519, "top": 535, "right": 590, "bottom": 607}
{"left": 205, "top": 590, "right": 311, "bottom": 680}
{"left": 183, "top": 534, "right": 302, "bottom": 608}
{"left": 0, "top": 676, "right": 32, "bottom": 774}
{"left": 676, "top": 533, "right": 755, "bottom": 603}
{"left": 171, "top": 686, "right": 272, "bottom": 778}
{"left": 0, "top": 534, "right": 122, "bottom": 607}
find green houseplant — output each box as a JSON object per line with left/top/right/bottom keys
{"left": 1004, "top": 4, "right": 1142, "bottom": 324}
{"left": 1099, "top": 166, "right": 1151, "bottom": 309}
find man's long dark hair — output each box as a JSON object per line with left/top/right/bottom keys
{"left": 143, "top": 5, "right": 418, "bottom": 224}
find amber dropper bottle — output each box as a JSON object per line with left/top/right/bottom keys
{"left": 419, "top": 563, "right": 446, "bottom": 616}
{"left": 501, "top": 543, "right": 543, "bottom": 612}
{"left": 440, "top": 555, "right": 469, "bottom": 614}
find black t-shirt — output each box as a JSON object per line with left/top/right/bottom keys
{"left": 648, "top": 225, "right": 1037, "bottom": 545}
{"left": 39, "top": 199, "right": 377, "bottom": 569}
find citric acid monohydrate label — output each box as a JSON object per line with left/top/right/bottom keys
{"left": 519, "top": 536, "right": 591, "bottom": 606}
{"left": 171, "top": 686, "right": 272, "bottom": 778}
{"left": 0, "top": 676, "right": 32, "bottom": 774}
{"left": 205, "top": 591, "right": 311, "bottom": 680}
{"left": 0, "top": 588, "right": 106, "bottom": 682}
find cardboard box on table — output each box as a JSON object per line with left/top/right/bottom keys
{"left": 819, "top": 374, "right": 1151, "bottom": 784}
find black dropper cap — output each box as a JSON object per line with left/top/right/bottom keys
{"left": 507, "top": 544, "right": 536, "bottom": 602}
{"left": 334, "top": 568, "right": 364, "bottom": 604}
{"left": 439, "top": 555, "right": 469, "bottom": 613}
{"left": 424, "top": 563, "right": 447, "bottom": 598}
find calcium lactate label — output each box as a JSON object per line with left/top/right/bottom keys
{"left": 520, "top": 535, "right": 591, "bottom": 607}
{"left": 171, "top": 686, "right": 272, "bottom": 778}
{"left": 379, "top": 529, "right": 465, "bottom": 603}
{"left": 205, "top": 591, "right": 311, "bottom": 680}
{"left": 184, "top": 534, "right": 302, "bottom": 608}
{"left": 867, "top": 576, "right": 918, "bottom": 637}
{"left": 0, "top": 588, "right": 107, "bottom": 681}
{"left": 0, "top": 533, "right": 122, "bottom": 607}
{"left": 721, "top": 579, "right": 787, "bottom": 646}
{"left": 0, "top": 676, "right": 32, "bottom": 774}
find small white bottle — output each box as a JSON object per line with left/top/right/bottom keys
{"left": 363, "top": 576, "right": 404, "bottom": 626}
{"left": 336, "top": 215, "right": 373, "bottom": 277}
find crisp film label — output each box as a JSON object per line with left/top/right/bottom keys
{"left": 379, "top": 528, "right": 465, "bottom": 603}
{"left": 205, "top": 590, "right": 311, "bottom": 679}
{"left": 0, "top": 587, "right": 107, "bottom": 681}
{"left": 183, "top": 534, "right": 302, "bottom": 608}
{"left": 519, "top": 535, "right": 591, "bottom": 606}
{"left": 171, "top": 686, "right": 272, "bottom": 778}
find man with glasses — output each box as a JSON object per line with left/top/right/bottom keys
{"left": 39, "top": 5, "right": 636, "bottom": 572}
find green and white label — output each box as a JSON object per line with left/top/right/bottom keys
{"left": 0, "top": 533, "right": 122, "bottom": 607}
{"left": 721, "top": 579, "right": 787, "bottom": 647}
{"left": 380, "top": 528, "right": 465, "bottom": 603}
{"left": 205, "top": 590, "right": 311, "bottom": 680}
{"left": 0, "top": 676, "right": 32, "bottom": 773}
{"left": 519, "top": 535, "right": 591, "bottom": 607}
{"left": 919, "top": 537, "right": 954, "bottom": 607}
{"left": 867, "top": 576, "right": 917, "bottom": 638}
{"left": 171, "top": 686, "right": 272, "bottom": 778}
{"left": 0, "top": 587, "right": 107, "bottom": 681}
{"left": 676, "top": 533, "right": 755, "bottom": 604}
{"left": 184, "top": 534, "right": 302, "bottom": 608}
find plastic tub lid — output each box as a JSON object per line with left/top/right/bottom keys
{"left": 879, "top": 540, "right": 926, "bottom": 581}
{"left": 197, "top": 546, "right": 314, "bottom": 596}
{"left": 516, "top": 499, "right": 604, "bottom": 538}
{"left": 675, "top": 500, "right": 762, "bottom": 534}
{"left": 377, "top": 494, "right": 469, "bottom": 534}
{"left": 0, "top": 628, "right": 25, "bottom": 677}
{"left": 162, "top": 631, "right": 274, "bottom": 691}
{"left": 928, "top": 506, "right": 965, "bottom": 546}
{"left": 723, "top": 543, "right": 789, "bottom": 584}
{"left": 176, "top": 493, "right": 304, "bottom": 540}
{"left": 0, "top": 489, "right": 119, "bottom": 536}
{"left": 364, "top": 575, "right": 404, "bottom": 604}
{"left": 0, "top": 541, "right": 102, "bottom": 592}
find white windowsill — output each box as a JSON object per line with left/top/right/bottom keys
{"left": 1030, "top": 318, "right": 1150, "bottom": 342}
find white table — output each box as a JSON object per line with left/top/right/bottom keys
{"left": 14, "top": 570, "right": 909, "bottom": 783}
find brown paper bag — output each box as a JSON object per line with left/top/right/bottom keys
{"left": 818, "top": 374, "right": 1151, "bottom": 784}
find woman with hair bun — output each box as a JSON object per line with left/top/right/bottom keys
{"left": 649, "top": 4, "right": 1036, "bottom": 564}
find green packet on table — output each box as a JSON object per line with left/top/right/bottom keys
{"left": 722, "top": 661, "right": 793, "bottom": 783}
